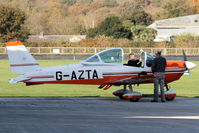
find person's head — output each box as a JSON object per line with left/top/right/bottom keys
{"left": 129, "top": 53, "right": 135, "bottom": 60}
{"left": 155, "top": 50, "right": 161, "bottom": 57}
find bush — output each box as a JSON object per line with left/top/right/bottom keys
{"left": 131, "top": 25, "right": 157, "bottom": 42}
{"left": 171, "top": 34, "right": 199, "bottom": 48}
{"left": 86, "top": 28, "right": 98, "bottom": 38}
{"left": 79, "top": 35, "right": 156, "bottom": 47}
{"left": 122, "top": 20, "right": 134, "bottom": 30}
{"left": 173, "top": 34, "right": 196, "bottom": 42}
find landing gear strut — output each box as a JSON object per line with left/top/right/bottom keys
{"left": 165, "top": 84, "right": 169, "bottom": 91}
{"left": 118, "top": 85, "right": 127, "bottom": 100}
{"left": 113, "top": 84, "right": 142, "bottom": 102}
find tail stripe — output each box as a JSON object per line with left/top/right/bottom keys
{"left": 10, "top": 63, "right": 39, "bottom": 67}
{"left": 6, "top": 41, "right": 24, "bottom": 46}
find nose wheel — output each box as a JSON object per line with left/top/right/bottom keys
{"left": 166, "top": 96, "right": 175, "bottom": 101}
{"left": 158, "top": 85, "right": 176, "bottom": 101}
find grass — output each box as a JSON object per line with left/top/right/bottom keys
{"left": 0, "top": 59, "right": 198, "bottom": 98}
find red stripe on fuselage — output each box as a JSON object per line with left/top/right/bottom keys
{"left": 25, "top": 72, "right": 184, "bottom": 86}
{"left": 25, "top": 60, "right": 186, "bottom": 86}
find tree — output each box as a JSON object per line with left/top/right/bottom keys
{"left": 190, "top": 0, "right": 199, "bottom": 13}
{"left": 122, "top": 9, "right": 153, "bottom": 26}
{"left": 77, "top": 0, "right": 93, "bottom": 4}
{"left": 58, "top": 0, "right": 77, "bottom": 5}
{"left": 131, "top": 25, "right": 157, "bottom": 42}
{"left": 87, "top": 16, "right": 131, "bottom": 39}
{"left": 156, "top": 0, "right": 196, "bottom": 19}
{"left": 111, "top": 25, "right": 132, "bottom": 39}
{"left": 102, "top": 0, "right": 118, "bottom": 8}
{"left": 97, "top": 16, "right": 122, "bottom": 35}
{"left": 0, "top": 4, "right": 30, "bottom": 42}
{"left": 119, "top": 0, "right": 150, "bottom": 18}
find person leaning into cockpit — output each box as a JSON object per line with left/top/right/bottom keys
{"left": 128, "top": 53, "right": 142, "bottom": 67}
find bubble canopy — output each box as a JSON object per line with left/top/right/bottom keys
{"left": 81, "top": 48, "right": 123, "bottom": 65}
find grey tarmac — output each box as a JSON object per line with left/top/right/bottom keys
{"left": 0, "top": 97, "right": 199, "bottom": 133}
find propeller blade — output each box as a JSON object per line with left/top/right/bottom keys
{"left": 188, "top": 69, "right": 191, "bottom": 79}
{"left": 183, "top": 50, "right": 193, "bottom": 80}
{"left": 184, "top": 61, "right": 196, "bottom": 82}
{"left": 182, "top": 50, "right": 196, "bottom": 81}
{"left": 183, "top": 50, "right": 187, "bottom": 61}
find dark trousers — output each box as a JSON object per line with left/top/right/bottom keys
{"left": 153, "top": 72, "right": 166, "bottom": 101}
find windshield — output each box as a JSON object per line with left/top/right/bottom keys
{"left": 141, "top": 52, "right": 145, "bottom": 68}
{"left": 99, "top": 49, "right": 123, "bottom": 63}
{"left": 84, "top": 48, "right": 123, "bottom": 64}
{"left": 146, "top": 52, "right": 154, "bottom": 67}
{"left": 85, "top": 55, "right": 100, "bottom": 62}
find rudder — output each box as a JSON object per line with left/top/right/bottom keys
{"left": 6, "top": 41, "right": 40, "bottom": 74}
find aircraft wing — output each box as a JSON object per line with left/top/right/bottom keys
{"left": 109, "top": 75, "right": 154, "bottom": 85}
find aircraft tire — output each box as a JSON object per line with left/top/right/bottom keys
{"left": 119, "top": 96, "right": 125, "bottom": 100}
{"left": 166, "top": 97, "right": 175, "bottom": 101}
{"left": 129, "top": 98, "right": 140, "bottom": 102}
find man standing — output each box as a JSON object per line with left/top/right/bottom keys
{"left": 128, "top": 53, "right": 142, "bottom": 67}
{"left": 151, "top": 51, "right": 167, "bottom": 102}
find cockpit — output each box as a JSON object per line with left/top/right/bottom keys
{"left": 82, "top": 48, "right": 123, "bottom": 65}
{"left": 81, "top": 48, "right": 154, "bottom": 68}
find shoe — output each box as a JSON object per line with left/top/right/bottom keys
{"left": 151, "top": 100, "right": 158, "bottom": 102}
{"left": 161, "top": 100, "right": 166, "bottom": 103}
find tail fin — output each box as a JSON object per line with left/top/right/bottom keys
{"left": 6, "top": 41, "right": 40, "bottom": 74}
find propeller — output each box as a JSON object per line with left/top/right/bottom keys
{"left": 183, "top": 50, "right": 187, "bottom": 61}
{"left": 183, "top": 50, "right": 196, "bottom": 77}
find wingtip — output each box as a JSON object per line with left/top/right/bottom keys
{"left": 9, "top": 78, "right": 18, "bottom": 84}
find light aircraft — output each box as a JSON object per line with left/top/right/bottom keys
{"left": 6, "top": 41, "right": 196, "bottom": 102}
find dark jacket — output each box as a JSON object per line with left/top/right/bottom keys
{"left": 151, "top": 56, "right": 167, "bottom": 73}
{"left": 128, "top": 59, "right": 142, "bottom": 67}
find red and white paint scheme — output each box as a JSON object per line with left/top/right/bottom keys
{"left": 6, "top": 41, "right": 196, "bottom": 102}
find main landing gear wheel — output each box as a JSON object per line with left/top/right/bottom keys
{"left": 123, "top": 93, "right": 142, "bottom": 102}
{"left": 119, "top": 96, "right": 126, "bottom": 100}
{"left": 113, "top": 85, "right": 129, "bottom": 100}
{"left": 113, "top": 85, "right": 142, "bottom": 102}
{"left": 129, "top": 98, "right": 140, "bottom": 102}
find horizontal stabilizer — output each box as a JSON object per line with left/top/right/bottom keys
{"left": 9, "top": 76, "right": 31, "bottom": 84}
